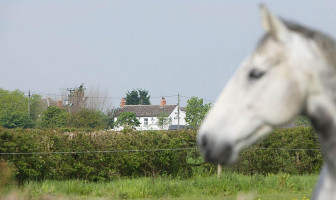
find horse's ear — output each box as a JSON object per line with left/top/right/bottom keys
{"left": 260, "top": 4, "right": 290, "bottom": 42}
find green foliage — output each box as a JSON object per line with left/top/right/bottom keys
{"left": 29, "top": 94, "right": 44, "bottom": 121}
{"left": 0, "top": 89, "right": 38, "bottom": 128}
{"left": 115, "top": 112, "right": 140, "bottom": 129}
{"left": 0, "top": 128, "right": 196, "bottom": 182}
{"left": 157, "top": 112, "right": 172, "bottom": 130}
{"left": 38, "top": 106, "right": 70, "bottom": 128}
{"left": 294, "top": 116, "right": 312, "bottom": 127}
{"left": 138, "top": 89, "right": 151, "bottom": 105}
{"left": 105, "top": 108, "right": 117, "bottom": 128}
{"left": 125, "top": 89, "right": 150, "bottom": 105}
{"left": 0, "top": 127, "right": 323, "bottom": 183}
{"left": 233, "top": 127, "right": 322, "bottom": 175}
{"left": 68, "top": 109, "right": 107, "bottom": 129}
{"left": 185, "top": 97, "right": 211, "bottom": 130}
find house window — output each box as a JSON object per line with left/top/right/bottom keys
{"left": 144, "top": 118, "right": 148, "bottom": 126}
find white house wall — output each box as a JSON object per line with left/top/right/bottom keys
{"left": 169, "top": 107, "right": 186, "bottom": 126}
{"left": 113, "top": 106, "right": 186, "bottom": 131}
{"left": 136, "top": 116, "right": 160, "bottom": 130}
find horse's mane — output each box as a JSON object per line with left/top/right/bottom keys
{"left": 284, "top": 20, "right": 336, "bottom": 67}
{"left": 257, "top": 19, "right": 336, "bottom": 67}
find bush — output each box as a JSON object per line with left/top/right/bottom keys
{"left": 232, "top": 127, "right": 322, "bottom": 175}
{"left": 0, "top": 127, "right": 323, "bottom": 183}
{"left": 38, "top": 106, "right": 70, "bottom": 128}
{"left": 68, "top": 109, "right": 107, "bottom": 129}
{"left": 0, "top": 128, "right": 196, "bottom": 182}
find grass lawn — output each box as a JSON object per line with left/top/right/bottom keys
{"left": 1, "top": 173, "right": 317, "bottom": 200}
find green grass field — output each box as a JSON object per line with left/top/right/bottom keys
{"left": 1, "top": 173, "right": 318, "bottom": 200}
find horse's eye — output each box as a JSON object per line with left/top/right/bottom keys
{"left": 249, "top": 69, "right": 265, "bottom": 79}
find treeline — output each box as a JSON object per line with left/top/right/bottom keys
{"left": 0, "top": 87, "right": 214, "bottom": 130}
{"left": 0, "top": 127, "right": 323, "bottom": 183}
{"left": 0, "top": 88, "right": 114, "bottom": 129}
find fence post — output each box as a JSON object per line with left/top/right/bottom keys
{"left": 217, "top": 164, "right": 222, "bottom": 178}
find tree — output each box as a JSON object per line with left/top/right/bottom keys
{"left": 29, "top": 94, "right": 44, "bottom": 121}
{"left": 0, "top": 89, "right": 40, "bottom": 128}
{"left": 38, "top": 106, "right": 69, "bottom": 128}
{"left": 157, "top": 112, "right": 172, "bottom": 130}
{"left": 125, "top": 90, "right": 139, "bottom": 105}
{"left": 106, "top": 108, "right": 118, "bottom": 129}
{"left": 114, "top": 112, "right": 140, "bottom": 129}
{"left": 185, "top": 97, "right": 211, "bottom": 130}
{"left": 69, "top": 84, "right": 87, "bottom": 113}
{"left": 85, "top": 85, "right": 112, "bottom": 112}
{"left": 68, "top": 108, "right": 107, "bottom": 129}
{"left": 138, "top": 89, "right": 150, "bottom": 105}
{"left": 125, "top": 89, "right": 150, "bottom": 105}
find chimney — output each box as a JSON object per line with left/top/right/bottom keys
{"left": 57, "top": 100, "right": 62, "bottom": 108}
{"left": 120, "top": 98, "right": 126, "bottom": 108}
{"left": 161, "top": 97, "right": 166, "bottom": 107}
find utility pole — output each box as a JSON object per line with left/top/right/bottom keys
{"left": 67, "top": 88, "right": 75, "bottom": 113}
{"left": 177, "top": 93, "right": 180, "bottom": 130}
{"left": 28, "top": 90, "right": 31, "bottom": 118}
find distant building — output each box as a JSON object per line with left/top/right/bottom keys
{"left": 41, "top": 98, "right": 64, "bottom": 110}
{"left": 113, "top": 98, "right": 186, "bottom": 131}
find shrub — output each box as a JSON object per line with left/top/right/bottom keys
{"left": 68, "top": 109, "right": 107, "bottom": 129}
{"left": 0, "top": 127, "right": 323, "bottom": 182}
{"left": 0, "top": 128, "right": 196, "bottom": 182}
{"left": 232, "top": 127, "right": 322, "bottom": 175}
{"left": 38, "top": 106, "right": 69, "bottom": 128}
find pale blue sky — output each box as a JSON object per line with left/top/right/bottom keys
{"left": 1, "top": 1, "right": 335, "bottom": 107}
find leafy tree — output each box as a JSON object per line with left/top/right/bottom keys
{"left": 157, "top": 112, "right": 172, "bottom": 130}
{"left": 185, "top": 97, "right": 211, "bottom": 130}
{"left": 38, "top": 106, "right": 69, "bottom": 128}
{"left": 114, "top": 112, "right": 140, "bottom": 129}
{"left": 30, "top": 94, "right": 44, "bottom": 121}
{"left": 138, "top": 89, "right": 150, "bottom": 105}
{"left": 0, "top": 89, "right": 39, "bottom": 128}
{"left": 125, "top": 90, "right": 139, "bottom": 105}
{"left": 125, "top": 89, "right": 150, "bottom": 105}
{"left": 68, "top": 108, "right": 107, "bottom": 129}
{"left": 106, "top": 108, "right": 118, "bottom": 129}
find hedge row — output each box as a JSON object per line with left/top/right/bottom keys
{"left": 233, "top": 127, "right": 323, "bottom": 175}
{"left": 0, "top": 128, "right": 197, "bottom": 182}
{"left": 0, "top": 127, "right": 323, "bottom": 182}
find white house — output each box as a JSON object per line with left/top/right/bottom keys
{"left": 113, "top": 98, "right": 186, "bottom": 131}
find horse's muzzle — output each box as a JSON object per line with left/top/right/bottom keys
{"left": 198, "top": 134, "right": 233, "bottom": 165}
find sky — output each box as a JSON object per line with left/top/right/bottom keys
{"left": 1, "top": 0, "right": 336, "bottom": 108}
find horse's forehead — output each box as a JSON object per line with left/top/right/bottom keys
{"left": 250, "top": 36, "right": 286, "bottom": 66}
{"left": 256, "top": 35, "right": 284, "bottom": 55}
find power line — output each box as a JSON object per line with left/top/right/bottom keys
{"left": 0, "top": 147, "right": 321, "bottom": 156}
{"left": 27, "top": 90, "right": 214, "bottom": 102}
{"left": 28, "top": 91, "right": 178, "bottom": 100}
{"left": 180, "top": 95, "right": 215, "bottom": 102}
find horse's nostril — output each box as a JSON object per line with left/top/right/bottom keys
{"left": 201, "top": 134, "right": 208, "bottom": 149}
{"left": 220, "top": 143, "right": 233, "bottom": 161}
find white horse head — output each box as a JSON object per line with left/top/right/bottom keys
{"left": 198, "top": 5, "right": 336, "bottom": 166}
